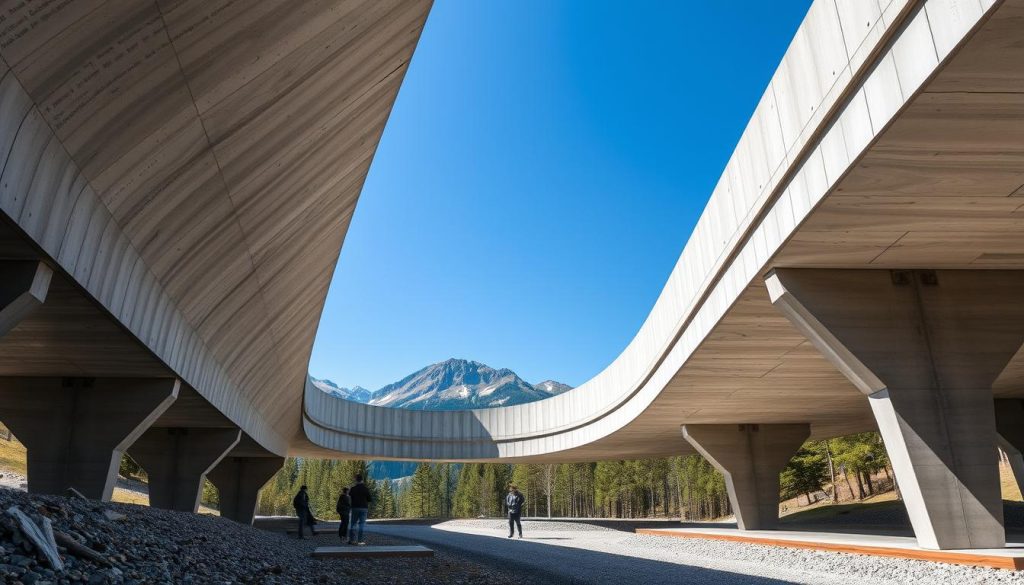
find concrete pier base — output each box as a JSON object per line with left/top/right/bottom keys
{"left": 130, "top": 428, "right": 241, "bottom": 512}
{"left": 682, "top": 423, "right": 809, "bottom": 530}
{"left": 0, "top": 377, "right": 179, "bottom": 500}
{"left": 768, "top": 269, "right": 1024, "bottom": 550}
{"left": 207, "top": 456, "right": 284, "bottom": 524}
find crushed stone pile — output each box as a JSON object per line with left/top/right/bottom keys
{"left": 0, "top": 488, "right": 517, "bottom": 585}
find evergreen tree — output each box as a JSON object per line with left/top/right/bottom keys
{"left": 780, "top": 445, "right": 828, "bottom": 505}
{"left": 407, "top": 463, "right": 442, "bottom": 517}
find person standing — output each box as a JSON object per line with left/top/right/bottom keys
{"left": 505, "top": 484, "right": 525, "bottom": 538}
{"left": 347, "top": 474, "right": 373, "bottom": 545}
{"left": 336, "top": 487, "right": 352, "bottom": 543}
{"left": 293, "top": 485, "right": 315, "bottom": 539}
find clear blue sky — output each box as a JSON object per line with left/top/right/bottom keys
{"left": 308, "top": 0, "right": 812, "bottom": 390}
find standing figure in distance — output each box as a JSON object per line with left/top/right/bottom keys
{"left": 293, "top": 485, "right": 315, "bottom": 539}
{"left": 348, "top": 474, "right": 373, "bottom": 545}
{"left": 336, "top": 487, "right": 352, "bottom": 543}
{"left": 505, "top": 484, "right": 525, "bottom": 539}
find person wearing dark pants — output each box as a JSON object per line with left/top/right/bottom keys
{"left": 348, "top": 474, "right": 373, "bottom": 545}
{"left": 505, "top": 484, "right": 525, "bottom": 538}
{"left": 336, "top": 487, "right": 352, "bottom": 543}
{"left": 293, "top": 485, "right": 315, "bottom": 539}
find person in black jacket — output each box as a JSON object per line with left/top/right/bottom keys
{"left": 347, "top": 475, "right": 373, "bottom": 545}
{"left": 293, "top": 485, "right": 316, "bottom": 539}
{"left": 505, "top": 484, "right": 525, "bottom": 538}
{"left": 336, "top": 487, "right": 352, "bottom": 542}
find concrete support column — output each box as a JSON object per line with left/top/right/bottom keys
{"left": 682, "top": 423, "right": 809, "bottom": 530}
{"left": 767, "top": 268, "right": 1024, "bottom": 550}
{"left": 129, "top": 428, "right": 241, "bottom": 512}
{"left": 995, "top": 399, "right": 1024, "bottom": 497}
{"left": 207, "top": 456, "right": 284, "bottom": 524}
{"left": 0, "top": 377, "right": 179, "bottom": 500}
{"left": 0, "top": 261, "right": 52, "bottom": 337}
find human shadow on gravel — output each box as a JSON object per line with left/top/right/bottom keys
{"left": 367, "top": 525, "right": 798, "bottom": 585}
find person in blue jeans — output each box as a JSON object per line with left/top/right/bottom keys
{"left": 505, "top": 484, "right": 525, "bottom": 538}
{"left": 347, "top": 474, "right": 373, "bottom": 545}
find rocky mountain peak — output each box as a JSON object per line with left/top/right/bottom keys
{"left": 314, "top": 359, "right": 573, "bottom": 410}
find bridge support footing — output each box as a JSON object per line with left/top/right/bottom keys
{"left": 767, "top": 268, "right": 1024, "bottom": 550}
{"left": 682, "top": 423, "right": 809, "bottom": 530}
{"left": 129, "top": 428, "right": 240, "bottom": 512}
{"left": 0, "top": 377, "right": 179, "bottom": 500}
{"left": 207, "top": 456, "right": 284, "bottom": 524}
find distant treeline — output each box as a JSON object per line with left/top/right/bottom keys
{"left": 254, "top": 432, "right": 894, "bottom": 520}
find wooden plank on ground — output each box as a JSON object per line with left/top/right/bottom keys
{"left": 312, "top": 545, "right": 433, "bottom": 559}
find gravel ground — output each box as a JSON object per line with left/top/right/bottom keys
{"left": 0, "top": 473, "right": 27, "bottom": 491}
{"left": 366, "top": 519, "right": 1024, "bottom": 585}
{"left": 0, "top": 488, "right": 522, "bottom": 585}
{"left": 3, "top": 488, "right": 1023, "bottom": 584}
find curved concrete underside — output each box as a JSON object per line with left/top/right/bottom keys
{"left": 301, "top": 0, "right": 1024, "bottom": 461}
{"left": 0, "top": 0, "right": 432, "bottom": 456}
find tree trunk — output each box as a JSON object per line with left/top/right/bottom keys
{"left": 823, "top": 442, "right": 837, "bottom": 503}
{"left": 544, "top": 465, "right": 553, "bottom": 518}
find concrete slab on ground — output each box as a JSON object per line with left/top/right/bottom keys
{"left": 636, "top": 527, "right": 1024, "bottom": 570}
{"left": 287, "top": 524, "right": 340, "bottom": 535}
{"left": 311, "top": 545, "right": 433, "bottom": 559}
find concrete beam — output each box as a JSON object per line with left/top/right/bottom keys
{"left": 0, "top": 261, "right": 52, "bottom": 338}
{"left": 767, "top": 269, "right": 1024, "bottom": 550}
{"left": 207, "top": 455, "right": 284, "bottom": 524}
{"left": 129, "top": 428, "right": 241, "bottom": 512}
{"left": 682, "top": 423, "right": 809, "bottom": 530}
{"left": 0, "top": 377, "right": 179, "bottom": 500}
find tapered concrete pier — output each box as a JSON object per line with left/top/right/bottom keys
{"left": 768, "top": 269, "right": 1024, "bottom": 550}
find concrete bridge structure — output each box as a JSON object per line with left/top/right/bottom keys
{"left": 1, "top": 0, "right": 1024, "bottom": 551}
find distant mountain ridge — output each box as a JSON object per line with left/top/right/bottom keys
{"left": 312, "top": 358, "right": 572, "bottom": 411}
{"left": 309, "top": 378, "right": 372, "bottom": 403}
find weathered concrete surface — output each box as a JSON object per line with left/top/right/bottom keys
{"left": 0, "top": 0, "right": 434, "bottom": 457}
